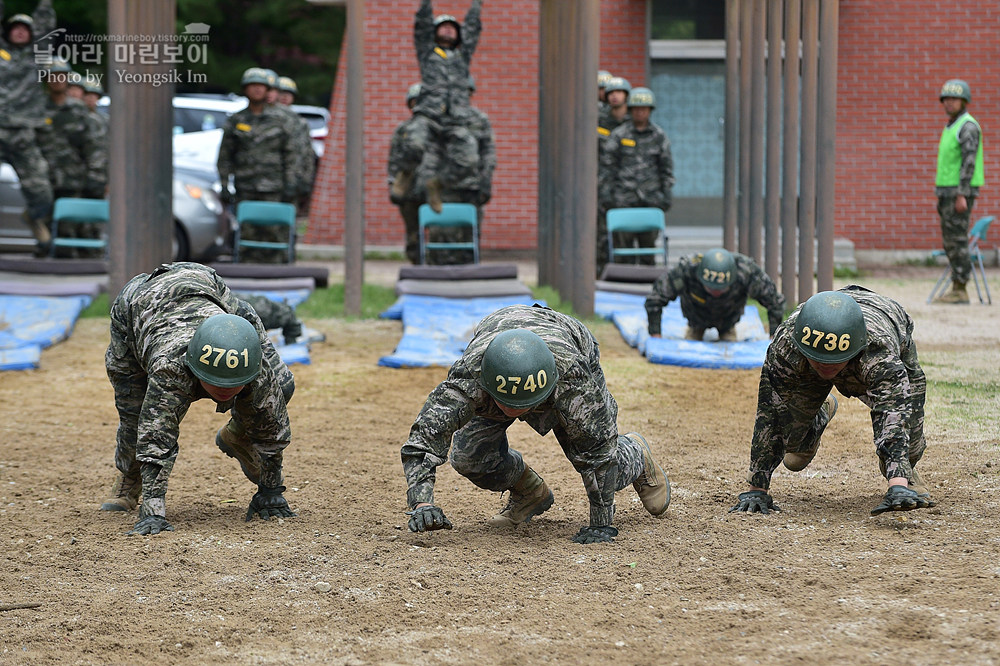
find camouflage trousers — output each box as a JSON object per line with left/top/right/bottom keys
{"left": 612, "top": 230, "right": 660, "bottom": 266}
{"left": 241, "top": 295, "right": 302, "bottom": 343}
{"left": 448, "top": 416, "right": 648, "bottom": 523}
{"left": 236, "top": 191, "right": 293, "bottom": 263}
{"left": 937, "top": 194, "right": 975, "bottom": 284}
{"left": 0, "top": 126, "right": 53, "bottom": 221}
{"left": 397, "top": 113, "right": 479, "bottom": 191}
{"left": 596, "top": 209, "right": 609, "bottom": 278}
{"left": 397, "top": 200, "right": 422, "bottom": 264}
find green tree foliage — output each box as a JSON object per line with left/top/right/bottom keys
{"left": 5, "top": 0, "right": 344, "bottom": 106}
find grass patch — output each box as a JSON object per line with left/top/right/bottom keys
{"left": 296, "top": 283, "right": 398, "bottom": 319}
{"left": 81, "top": 293, "right": 110, "bottom": 317}
{"left": 833, "top": 265, "right": 863, "bottom": 279}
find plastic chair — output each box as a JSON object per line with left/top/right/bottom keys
{"left": 927, "top": 215, "right": 993, "bottom": 304}
{"left": 418, "top": 203, "right": 479, "bottom": 265}
{"left": 606, "top": 207, "right": 668, "bottom": 265}
{"left": 233, "top": 200, "right": 297, "bottom": 263}
{"left": 49, "top": 198, "right": 110, "bottom": 258}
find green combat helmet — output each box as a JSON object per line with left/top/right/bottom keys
{"left": 480, "top": 329, "right": 559, "bottom": 409}
{"left": 261, "top": 69, "right": 279, "bottom": 89}
{"left": 939, "top": 79, "right": 971, "bottom": 103}
{"left": 604, "top": 76, "right": 632, "bottom": 98}
{"left": 406, "top": 82, "right": 422, "bottom": 103}
{"left": 793, "top": 291, "right": 868, "bottom": 364}
{"left": 434, "top": 14, "right": 462, "bottom": 44}
{"left": 627, "top": 86, "right": 656, "bottom": 109}
{"left": 67, "top": 71, "right": 84, "bottom": 89}
{"left": 48, "top": 58, "right": 73, "bottom": 74}
{"left": 185, "top": 314, "right": 263, "bottom": 388}
{"left": 277, "top": 76, "right": 298, "bottom": 96}
{"left": 240, "top": 67, "right": 272, "bottom": 87}
{"left": 698, "top": 248, "right": 737, "bottom": 292}
{"left": 598, "top": 70, "right": 613, "bottom": 88}
{"left": 5, "top": 13, "right": 34, "bottom": 30}
{"left": 82, "top": 74, "right": 104, "bottom": 96}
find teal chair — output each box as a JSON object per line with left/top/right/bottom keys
{"left": 49, "top": 198, "right": 110, "bottom": 258}
{"left": 233, "top": 200, "right": 297, "bottom": 263}
{"left": 927, "top": 215, "right": 993, "bottom": 305}
{"left": 418, "top": 203, "right": 479, "bottom": 264}
{"left": 606, "top": 207, "right": 668, "bottom": 265}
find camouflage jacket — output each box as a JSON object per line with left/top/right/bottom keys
{"left": 275, "top": 103, "right": 315, "bottom": 196}
{"left": 0, "top": 0, "right": 55, "bottom": 128}
{"left": 468, "top": 104, "right": 496, "bottom": 197}
{"left": 599, "top": 118, "right": 675, "bottom": 211}
{"left": 217, "top": 104, "right": 299, "bottom": 197}
{"left": 747, "top": 285, "right": 925, "bottom": 490}
{"left": 109, "top": 263, "right": 291, "bottom": 510}
{"left": 401, "top": 305, "right": 622, "bottom": 511}
{"left": 388, "top": 114, "right": 424, "bottom": 202}
{"left": 645, "top": 252, "right": 786, "bottom": 335}
{"left": 37, "top": 96, "right": 106, "bottom": 194}
{"left": 412, "top": 0, "right": 482, "bottom": 120}
{"left": 597, "top": 106, "right": 628, "bottom": 144}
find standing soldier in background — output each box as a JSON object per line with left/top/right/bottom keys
{"left": 81, "top": 74, "right": 106, "bottom": 117}
{"left": 730, "top": 287, "right": 935, "bottom": 517}
{"left": 599, "top": 87, "right": 674, "bottom": 265}
{"left": 217, "top": 67, "right": 299, "bottom": 262}
{"left": 100, "top": 262, "right": 297, "bottom": 535}
{"left": 645, "top": 248, "right": 786, "bottom": 341}
{"left": 65, "top": 70, "right": 84, "bottom": 100}
{"left": 388, "top": 83, "right": 428, "bottom": 264}
{"left": 595, "top": 76, "right": 631, "bottom": 276}
{"left": 392, "top": 0, "right": 483, "bottom": 214}
{"left": 401, "top": 304, "right": 671, "bottom": 544}
{"left": 0, "top": 1, "right": 56, "bottom": 256}
{"left": 597, "top": 69, "right": 612, "bottom": 114}
{"left": 933, "top": 79, "right": 984, "bottom": 304}
{"left": 275, "top": 75, "right": 316, "bottom": 214}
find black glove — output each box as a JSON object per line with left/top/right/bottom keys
{"left": 870, "top": 485, "right": 921, "bottom": 515}
{"left": 571, "top": 525, "right": 618, "bottom": 544}
{"left": 246, "top": 485, "right": 296, "bottom": 522}
{"left": 127, "top": 515, "right": 174, "bottom": 536}
{"left": 729, "top": 490, "right": 781, "bottom": 515}
{"left": 407, "top": 505, "right": 453, "bottom": 533}
{"left": 219, "top": 188, "right": 234, "bottom": 205}
{"left": 282, "top": 320, "right": 303, "bottom": 345}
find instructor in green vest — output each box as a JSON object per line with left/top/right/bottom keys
{"left": 934, "top": 79, "right": 985, "bottom": 304}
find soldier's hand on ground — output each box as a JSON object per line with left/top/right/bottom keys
{"left": 127, "top": 515, "right": 174, "bottom": 536}
{"left": 406, "top": 504, "right": 453, "bottom": 532}
{"left": 729, "top": 490, "right": 780, "bottom": 515}
{"left": 870, "top": 485, "right": 920, "bottom": 515}
{"left": 571, "top": 525, "right": 618, "bottom": 544}
{"left": 246, "top": 485, "right": 296, "bottom": 521}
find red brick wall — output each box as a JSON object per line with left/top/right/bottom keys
{"left": 837, "top": 0, "right": 999, "bottom": 251}
{"left": 306, "top": 0, "right": 648, "bottom": 251}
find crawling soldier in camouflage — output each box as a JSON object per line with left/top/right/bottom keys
{"left": 240, "top": 294, "right": 303, "bottom": 345}
{"left": 101, "top": 263, "right": 296, "bottom": 535}
{"left": 730, "top": 286, "right": 936, "bottom": 517}
{"left": 645, "top": 248, "right": 786, "bottom": 341}
{"left": 401, "top": 304, "right": 671, "bottom": 544}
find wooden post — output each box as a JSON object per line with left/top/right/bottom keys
{"left": 816, "top": 0, "right": 839, "bottom": 293}
{"left": 343, "top": 0, "right": 364, "bottom": 316}
{"left": 107, "top": 0, "right": 175, "bottom": 297}
{"left": 538, "top": 0, "right": 598, "bottom": 316}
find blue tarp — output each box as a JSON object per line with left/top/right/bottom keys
{"left": 595, "top": 290, "right": 769, "bottom": 369}
{"left": 378, "top": 293, "right": 544, "bottom": 368}
{"left": 0, "top": 294, "right": 92, "bottom": 371}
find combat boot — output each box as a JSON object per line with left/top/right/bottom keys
{"left": 783, "top": 394, "right": 838, "bottom": 471}
{"left": 426, "top": 176, "right": 443, "bottom": 214}
{"left": 628, "top": 433, "right": 670, "bottom": 517}
{"left": 488, "top": 466, "right": 554, "bottom": 527}
{"left": 935, "top": 281, "right": 970, "bottom": 304}
{"left": 908, "top": 468, "right": 937, "bottom": 508}
{"left": 718, "top": 328, "right": 739, "bottom": 342}
{"left": 216, "top": 421, "right": 261, "bottom": 484}
{"left": 100, "top": 466, "right": 141, "bottom": 512}
{"left": 390, "top": 170, "right": 414, "bottom": 200}
{"left": 684, "top": 326, "right": 706, "bottom": 341}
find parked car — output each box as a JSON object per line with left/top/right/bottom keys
{"left": 0, "top": 129, "right": 233, "bottom": 262}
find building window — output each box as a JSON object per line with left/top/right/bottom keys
{"left": 651, "top": 0, "right": 725, "bottom": 41}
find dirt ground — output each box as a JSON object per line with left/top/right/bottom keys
{"left": 1, "top": 267, "right": 999, "bottom": 665}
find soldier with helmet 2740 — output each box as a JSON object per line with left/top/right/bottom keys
{"left": 401, "top": 304, "right": 671, "bottom": 544}
{"left": 100, "top": 263, "right": 297, "bottom": 535}
{"left": 731, "top": 286, "right": 936, "bottom": 517}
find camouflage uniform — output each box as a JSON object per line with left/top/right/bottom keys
{"left": 745, "top": 285, "right": 927, "bottom": 491}
{"left": 936, "top": 114, "right": 981, "bottom": 284}
{"left": 273, "top": 103, "right": 315, "bottom": 209}
{"left": 241, "top": 294, "right": 303, "bottom": 344}
{"left": 388, "top": 112, "right": 425, "bottom": 264}
{"left": 218, "top": 105, "right": 299, "bottom": 262}
{"left": 427, "top": 104, "right": 496, "bottom": 265}
{"left": 37, "top": 96, "right": 106, "bottom": 199}
{"left": 596, "top": 106, "right": 630, "bottom": 274}
{"left": 401, "top": 304, "right": 649, "bottom": 528}
{"left": 599, "top": 117, "right": 674, "bottom": 265}
{"left": 0, "top": 0, "right": 55, "bottom": 242}
{"left": 105, "top": 263, "right": 294, "bottom": 521}
{"left": 644, "top": 252, "right": 786, "bottom": 337}
{"left": 397, "top": 0, "right": 483, "bottom": 190}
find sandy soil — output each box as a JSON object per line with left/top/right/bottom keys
{"left": 1, "top": 269, "right": 999, "bottom": 665}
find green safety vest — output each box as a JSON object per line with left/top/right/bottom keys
{"left": 936, "top": 112, "right": 984, "bottom": 187}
